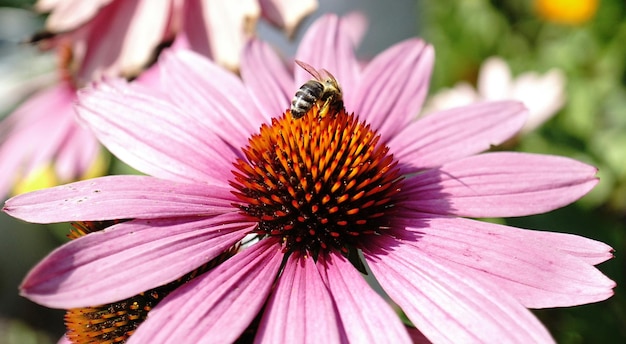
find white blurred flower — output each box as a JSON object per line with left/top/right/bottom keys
{"left": 423, "top": 57, "right": 566, "bottom": 134}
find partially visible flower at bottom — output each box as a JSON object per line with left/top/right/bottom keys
{"left": 4, "top": 15, "right": 615, "bottom": 343}
{"left": 59, "top": 221, "right": 238, "bottom": 343}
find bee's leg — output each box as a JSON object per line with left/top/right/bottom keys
{"left": 318, "top": 99, "right": 331, "bottom": 118}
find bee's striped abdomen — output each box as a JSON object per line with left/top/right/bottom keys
{"left": 291, "top": 80, "right": 324, "bottom": 119}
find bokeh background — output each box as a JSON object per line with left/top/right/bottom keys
{"left": 0, "top": 0, "right": 624, "bottom": 343}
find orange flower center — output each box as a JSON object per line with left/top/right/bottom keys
{"left": 231, "top": 107, "right": 403, "bottom": 257}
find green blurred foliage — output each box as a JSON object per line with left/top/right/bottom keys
{"left": 0, "top": 318, "right": 55, "bottom": 344}
{"left": 420, "top": 0, "right": 625, "bottom": 342}
{"left": 420, "top": 0, "right": 626, "bottom": 211}
{"left": 0, "top": 0, "right": 34, "bottom": 9}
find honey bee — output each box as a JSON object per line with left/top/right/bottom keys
{"left": 290, "top": 60, "right": 344, "bottom": 119}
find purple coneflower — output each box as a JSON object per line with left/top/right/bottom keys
{"left": 4, "top": 14, "right": 614, "bottom": 343}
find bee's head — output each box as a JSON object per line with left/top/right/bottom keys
{"left": 323, "top": 78, "right": 342, "bottom": 96}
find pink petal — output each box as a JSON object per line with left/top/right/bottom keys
{"left": 256, "top": 252, "right": 341, "bottom": 343}
{"left": 3, "top": 175, "right": 236, "bottom": 223}
{"left": 115, "top": 0, "right": 174, "bottom": 76}
{"left": 20, "top": 214, "right": 252, "bottom": 308}
{"left": 259, "top": 0, "right": 318, "bottom": 36}
{"left": 395, "top": 215, "right": 615, "bottom": 308}
{"left": 340, "top": 11, "right": 369, "bottom": 47}
{"left": 178, "top": 0, "right": 211, "bottom": 57}
{"left": 158, "top": 49, "right": 264, "bottom": 147}
{"left": 22, "top": 112, "right": 75, "bottom": 175}
{"left": 57, "top": 334, "right": 71, "bottom": 344}
{"left": 130, "top": 239, "right": 283, "bottom": 343}
{"left": 0, "top": 80, "right": 76, "bottom": 140}
{"left": 76, "top": 78, "right": 236, "bottom": 185}
{"left": 38, "top": 0, "right": 113, "bottom": 32}
{"left": 353, "top": 39, "right": 434, "bottom": 139}
{"left": 53, "top": 120, "right": 101, "bottom": 182}
{"left": 74, "top": 0, "right": 174, "bottom": 81}
{"left": 364, "top": 237, "right": 555, "bottom": 343}
{"left": 241, "top": 39, "right": 294, "bottom": 119}
{"left": 295, "top": 14, "right": 360, "bottom": 111}
{"left": 319, "top": 252, "right": 412, "bottom": 343}
{"left": 519, "top": 229, "right": 614, "bottom": 265}
{"left": 182, "top": 0, "right": 260, "bottom": 71}
{"left": 389, "top": 101, "right": 527, "bottom": 170}
{"left": 133, "top": 55, "right": 162, "bottom": 86}
{"left": 402, "top": 152, "right": 598, "bottom": 217}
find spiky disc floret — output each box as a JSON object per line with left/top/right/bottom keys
{"left": 64, "top": 222, "right": 234, "bottom": 344}
{"left": 231, "top": 108, "right": 403, "bottom": 257}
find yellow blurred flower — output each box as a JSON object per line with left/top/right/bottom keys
{"left": 12, "top": 165, "right": 58, "bottom": 195}
{"left": 12, "top": 150, "right": 108, "bottom": 195}
{"left": 534, "top": 0, "right": 599, "bottom": 25}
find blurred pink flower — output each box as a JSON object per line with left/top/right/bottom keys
{"left": 35, "top": 0, "right": 318, "bottom": 80}
{"left": 4, "top": 15, "right": 614, "bottom": 343}
{"left": 424, "top": 56, "right": 566, "bottom": 134}
{"left": 0, "top": 51, "right": 100, "bottom": 198}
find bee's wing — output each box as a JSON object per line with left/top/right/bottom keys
{"left": 320, "top": 68, "right": 339, "bottom": 84}
{"left": 295, "top": 60, "right": 323, "bottom": 81}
